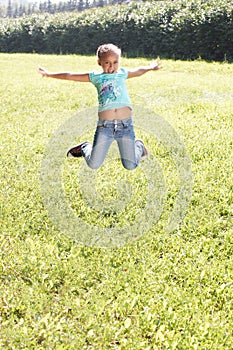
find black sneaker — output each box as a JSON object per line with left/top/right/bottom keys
{"left": 136, "top": 139, "right": 148, "bottom": 159}
{"left": 67, "top": 142, "right": 88, "bottom": 158}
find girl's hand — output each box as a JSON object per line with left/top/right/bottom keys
{"left": 38, "top": 66, "right": 49, "bottom": 77}
{"left": 150, "top": 58, "right": 161, "bottom": 71}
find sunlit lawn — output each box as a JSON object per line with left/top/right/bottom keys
{"left": 0, "top": 53, "right": 233, "bottom": 349}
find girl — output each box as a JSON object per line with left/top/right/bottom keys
{"left": 39, "top": 43, "right": 160, "bottom": 170}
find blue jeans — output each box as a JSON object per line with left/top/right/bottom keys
{"left": 81, "top": 117, "right": 144, "bottom": 170}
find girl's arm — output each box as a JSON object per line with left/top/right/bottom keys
{"left": 38, "top": 67, "right": 90, "bottom": 82}
{"left": 127, "top": 60, "right": 161, "bottom": 79}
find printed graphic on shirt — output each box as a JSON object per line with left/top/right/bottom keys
{"left": 99, "top": 80, "right": 122, "bottom": 107}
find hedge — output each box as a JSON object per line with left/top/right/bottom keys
{"left": 0, "top": 0, "right": 233, "bottom": 61}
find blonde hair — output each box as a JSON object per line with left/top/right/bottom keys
{"left": 96, "top": 43, "right": 121, "bottom": 60}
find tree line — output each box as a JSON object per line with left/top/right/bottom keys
{"left": 0, "top": 0, "right": 130, "bottom": 18}
{"left": 0, "top": 0, "right": 232, "bottom": 61}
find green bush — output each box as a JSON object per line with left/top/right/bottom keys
{"left": 0, "top": 0, "right": 232, "bottom": 61}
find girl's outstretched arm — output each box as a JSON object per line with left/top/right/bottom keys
{"left": 38, "top": 66, "right": 90, "bottom": 82}
{"left": 127, "top": 59, "right": 161, "bottom": 79}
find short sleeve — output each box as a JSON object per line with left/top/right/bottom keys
{"left": 89, "top": 72, "right": 96, "bottom": 84}
{"left": 120, "top": 67, "right": 128, "bottom": 79}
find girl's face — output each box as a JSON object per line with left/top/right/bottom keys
{"left": 98, "top": 52, "right": 120, "bottom": 74}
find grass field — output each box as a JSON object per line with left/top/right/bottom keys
{"left": 0, "top": 53, "right": 233, "bottom": 349}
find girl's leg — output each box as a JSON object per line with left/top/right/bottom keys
{"left": 116, "top": 123, "right": 145, "bottom": 170}
{"left": 82, "top": 125, "right": 113, "bottom": 170}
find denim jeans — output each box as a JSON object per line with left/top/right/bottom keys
{"left": 81, "top": 117, "right": 144, "bottom": 170}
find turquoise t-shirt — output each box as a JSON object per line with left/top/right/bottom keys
{"left": 89, "top": 68, "right": 132, "bottom": 112}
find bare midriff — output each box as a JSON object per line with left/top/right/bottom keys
{"left": 98, "top": 106, "right": 131, "bottom": 120}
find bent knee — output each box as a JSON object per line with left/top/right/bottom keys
{"left": 122, "top": 161, "right": 137, "bottom": 171}
{"left": 87, "top": 163, "right": 101, "bottom": 170}
{"left": 86, "top": 160, "right": 103, "bottom": 170}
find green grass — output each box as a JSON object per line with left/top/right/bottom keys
{"left": 0, "top": 53, "right": 233, "bottom": 349}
